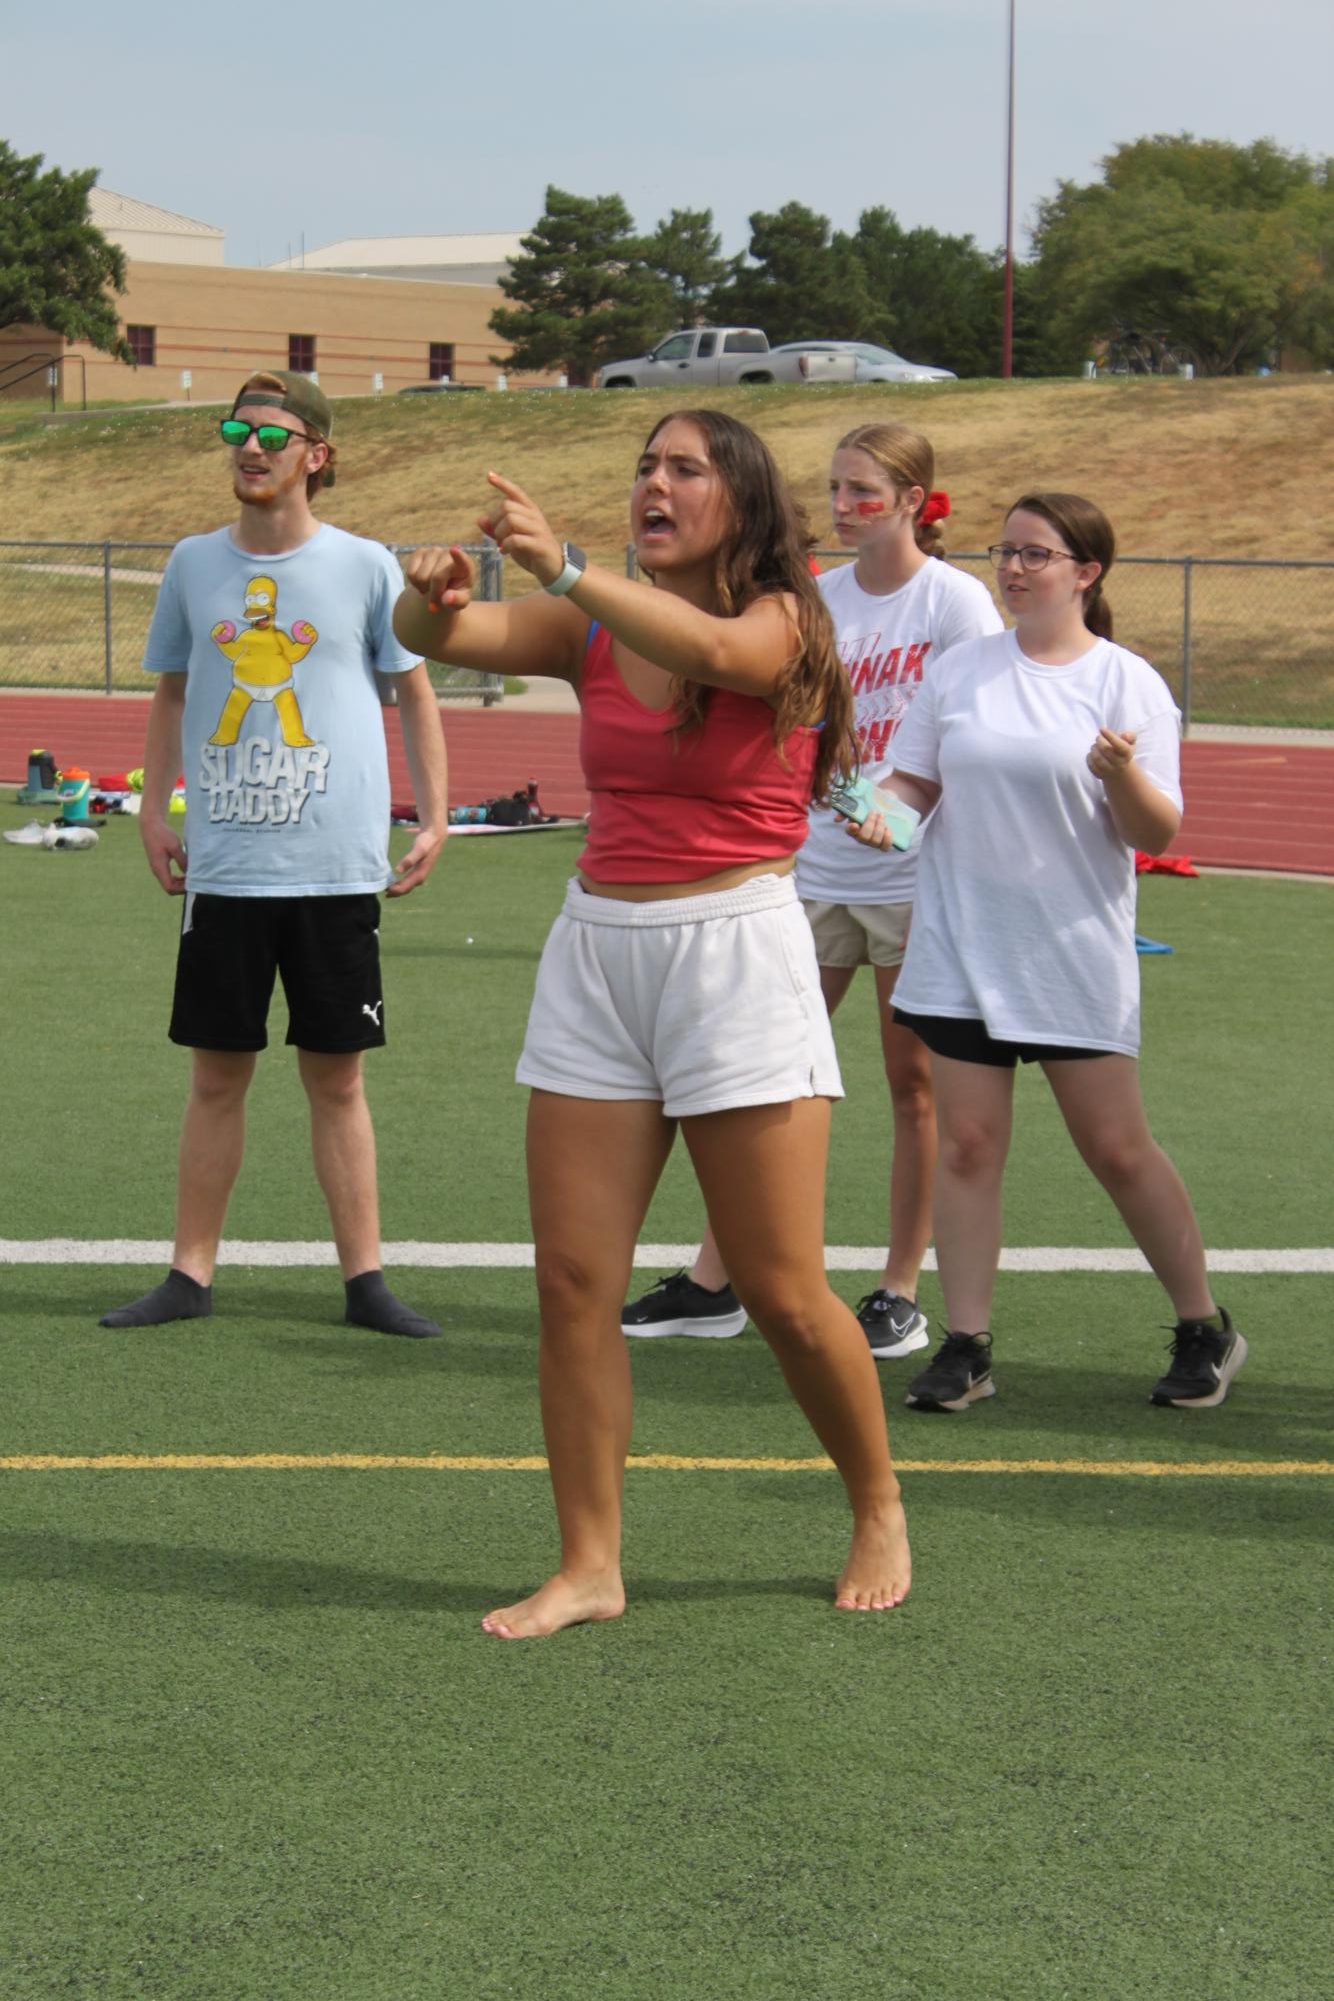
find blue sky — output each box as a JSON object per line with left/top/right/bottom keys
{"left": 5, "top": 0, "right": 1330, "bottom": 265}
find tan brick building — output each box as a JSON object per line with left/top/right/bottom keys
{"left": 1, "top": 194, "right": 544, "bottom": 404}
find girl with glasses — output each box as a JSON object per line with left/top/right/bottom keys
{"left": 849, "top": 493, "right": 1246, "bottom": 1415}
{"left": 394, "top": 411, "right": 911, "bottom": 1638}
{"left": 622, "top": 423, "right": 1002, "bottom": 1365}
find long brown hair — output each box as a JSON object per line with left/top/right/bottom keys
{"left": 640, "top": 409, "right": 856, "bottom": 797}
{"left": 837, "top": 423, "right": 944, "bottom": 558}
{"left": 1008, "top": 491, "right": 1115, "bottom": 638}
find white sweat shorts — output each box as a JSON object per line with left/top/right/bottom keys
{"left": 516, "top": 873, "right": 843, "bottom": 1118}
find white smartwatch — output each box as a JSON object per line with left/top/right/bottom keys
{"left": 544, "top": 542, "right": 588, "bottom": 596}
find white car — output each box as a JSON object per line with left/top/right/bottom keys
{"left": 771, "top": 341, "right": 956, "bottom": 384}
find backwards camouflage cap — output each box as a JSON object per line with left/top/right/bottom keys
{"left": 231, "top": 371, "right": 336, "bottom": 484}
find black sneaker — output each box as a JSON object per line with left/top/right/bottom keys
{"left": 856, "top": 1289, "right": 929, "bottom": 1360}
{"left": 621, "top": 1271, "right": 748, "bottom": 1340}
{"left": 1150, "top": 1309, "right": 1247, "bottom": 1408}
{"left": 905, "top": 1332, "right": 995, "bottom": 1412}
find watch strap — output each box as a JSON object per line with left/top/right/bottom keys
{"left": 544, "top": 542, "right": 587, "bottom": 597}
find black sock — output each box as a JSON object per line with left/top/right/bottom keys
{"left": 99, "top": 1268, "right": 212, "bottom": 1328}
{"left": 344, "top": 1269, "right": 441, "bottom": 1340}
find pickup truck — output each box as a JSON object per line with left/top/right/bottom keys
{"left": 597, "top": 328, "right": 780, "bottom": 389}
{"left": 596, "top": 327, "right": 956, "bottom": 389}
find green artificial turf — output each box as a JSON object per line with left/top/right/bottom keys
{"left": 1, "top": 800, "right": 1329, "bottom": 1246}
{"left": 1, "top": 801, "right": 1331, "bottom": 1999}
{"left": 0, "top": 1268, "right": 1325, "bottom": 1467}
{"left": 1, "top": 1459, "right": 1329, "bottom": 2000}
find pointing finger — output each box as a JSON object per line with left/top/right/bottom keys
{"left": 486, "top": 470, "right": 529, "bottom": 503}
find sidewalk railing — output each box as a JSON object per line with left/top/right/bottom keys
{"left": 4, "top": 538, "right": 1332, "bottom": 731}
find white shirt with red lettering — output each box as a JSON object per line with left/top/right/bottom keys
{"left": 796, "top": 557, "right": 1003, "bottom": 905}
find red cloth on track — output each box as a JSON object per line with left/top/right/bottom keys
{"left": 1136, "top": 851, "right": 1198, "bottom": 877}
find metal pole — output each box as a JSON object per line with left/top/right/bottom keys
{"left": 103, "top": 542, "right": 114, "bottom": 694}
{"left": 625, "top": 543, "right": 638, "bottom": 580}
{"left": 1002, "top": 0, "right": 1016, "bottom": 379}
{"left": 482, "top": 544, "right": 504, "bottom": 701}
{"left": 1180, "top": 556, "right": 1193, "bottom": 735}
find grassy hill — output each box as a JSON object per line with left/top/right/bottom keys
{"left": 2, "top": 375, "right": 1330, "bottom": 563}
{"left": 3, "top": 378, "right": 1330, "bottom": 722}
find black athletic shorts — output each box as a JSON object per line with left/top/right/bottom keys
{"left": 892, "top": 1007, "right": 1112, "bottom": 1069}
{"left": 169, "top": 892, "right": 386, "bottom": 1053}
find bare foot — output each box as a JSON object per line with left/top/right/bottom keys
{"left": 834, "top": 1498, "right": 912, "bottom": 1611}
{"left": 481, "top": 1569, "right": 626, "bottom": 1640}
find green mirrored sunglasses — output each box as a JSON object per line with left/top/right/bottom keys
{"left": 219, "top": 418, "right": 317, "bottom": 452}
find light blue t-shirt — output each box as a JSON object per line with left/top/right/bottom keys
{"left": 143, "top": 523, "right": 417, "bottom": 896}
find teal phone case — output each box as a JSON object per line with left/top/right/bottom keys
{"left": 827, "top": 775, "right": 921, "bottom": 850}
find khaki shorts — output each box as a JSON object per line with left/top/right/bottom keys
{"left": 801, "top": 899, "right": 912, "bottom": 970}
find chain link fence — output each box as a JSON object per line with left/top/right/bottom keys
{"left": 0, "top": 540, "right": 505, "bottom": 704}
{"left": 627, "top": 545, "right": 1334, "bottom": 732}
{"left": 0, "top": 541, "right": 173, "bottom": 694}
{"left": 4, "top": 538, "right": 1331, "bottom": 730}
{"left": 945, "top": 553, "right": 1334, "bottom": 732}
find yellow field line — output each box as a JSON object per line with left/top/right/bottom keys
{"left": 1, "top": 1453, "right": 1331, "bottom": 1476}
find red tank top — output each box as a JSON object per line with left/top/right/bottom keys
{"left": 576, "top": 623, "right": 819, "bottom": 883}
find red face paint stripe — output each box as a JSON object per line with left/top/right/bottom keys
{"left": 856, "top": 500, "right": 886, "bottom": 516}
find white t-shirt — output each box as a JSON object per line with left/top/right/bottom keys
{"left": 890, "top": 629, "right": 1183, "bottom": 1055}
{"left": 797, "top": 558, "right": 1002, "bottom": 905}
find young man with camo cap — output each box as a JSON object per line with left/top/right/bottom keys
{"left": 101, "top": 370, "right": 449, "bottom": 1339}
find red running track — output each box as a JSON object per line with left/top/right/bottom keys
{"left": 3, "top": 693, "right": 1331, "bottom": 875}
{"left": 1166, "top": 740, "right": 1334, "bottom": 876}
{"left": 0, "top": 694, "right": 590, "bottom": 821}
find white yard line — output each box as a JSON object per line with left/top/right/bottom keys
{"left": 2, "top": 1241, "right": 1330, "bottom": 1273}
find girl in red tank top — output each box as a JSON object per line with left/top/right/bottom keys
{"left": 395, "top": 410, "right": 912, "bottom": 1639}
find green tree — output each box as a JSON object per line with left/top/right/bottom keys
{"left": 642, "top": 207, "right": 737, "bottom": 326}
{"left": 0, "top": 143, "right": 129, "bottom": 357}
{"left": 1005, "top": 256, "right": 1085, "bottom": 379}
{"left": 1031, "top": 136, "right": 1333, "bottom": 374}
{"left": 851, "top": 207, "right": 1001, "bottom": 375}
{"left": 1269, "top": 177, "right": 1334, "bottom": 367}
{"left": 489, "top": 187, "right": 671, "bottom": 386}
{"left": 1103, "top": 133, "right": 1315, "bottom": 212}
{"left": 710, "top": 203, "right": 889, "bottom": 344}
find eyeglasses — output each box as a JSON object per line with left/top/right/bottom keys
{"left": 219, "top": 418, "right": 319, "bottom": 452}
{"left": 988, "top": 543, "right": 1079, "bottom": 573}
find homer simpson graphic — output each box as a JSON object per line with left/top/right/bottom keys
{"left": 209, "top": 575, "right": 318, "bottom": 747}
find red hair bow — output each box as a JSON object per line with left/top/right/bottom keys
{"left": 920, "top": 491, "right": 951, "bottom": 526}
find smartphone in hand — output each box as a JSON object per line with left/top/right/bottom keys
{"left": 827, "top": 775, "right": 921, "bottom": 851}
